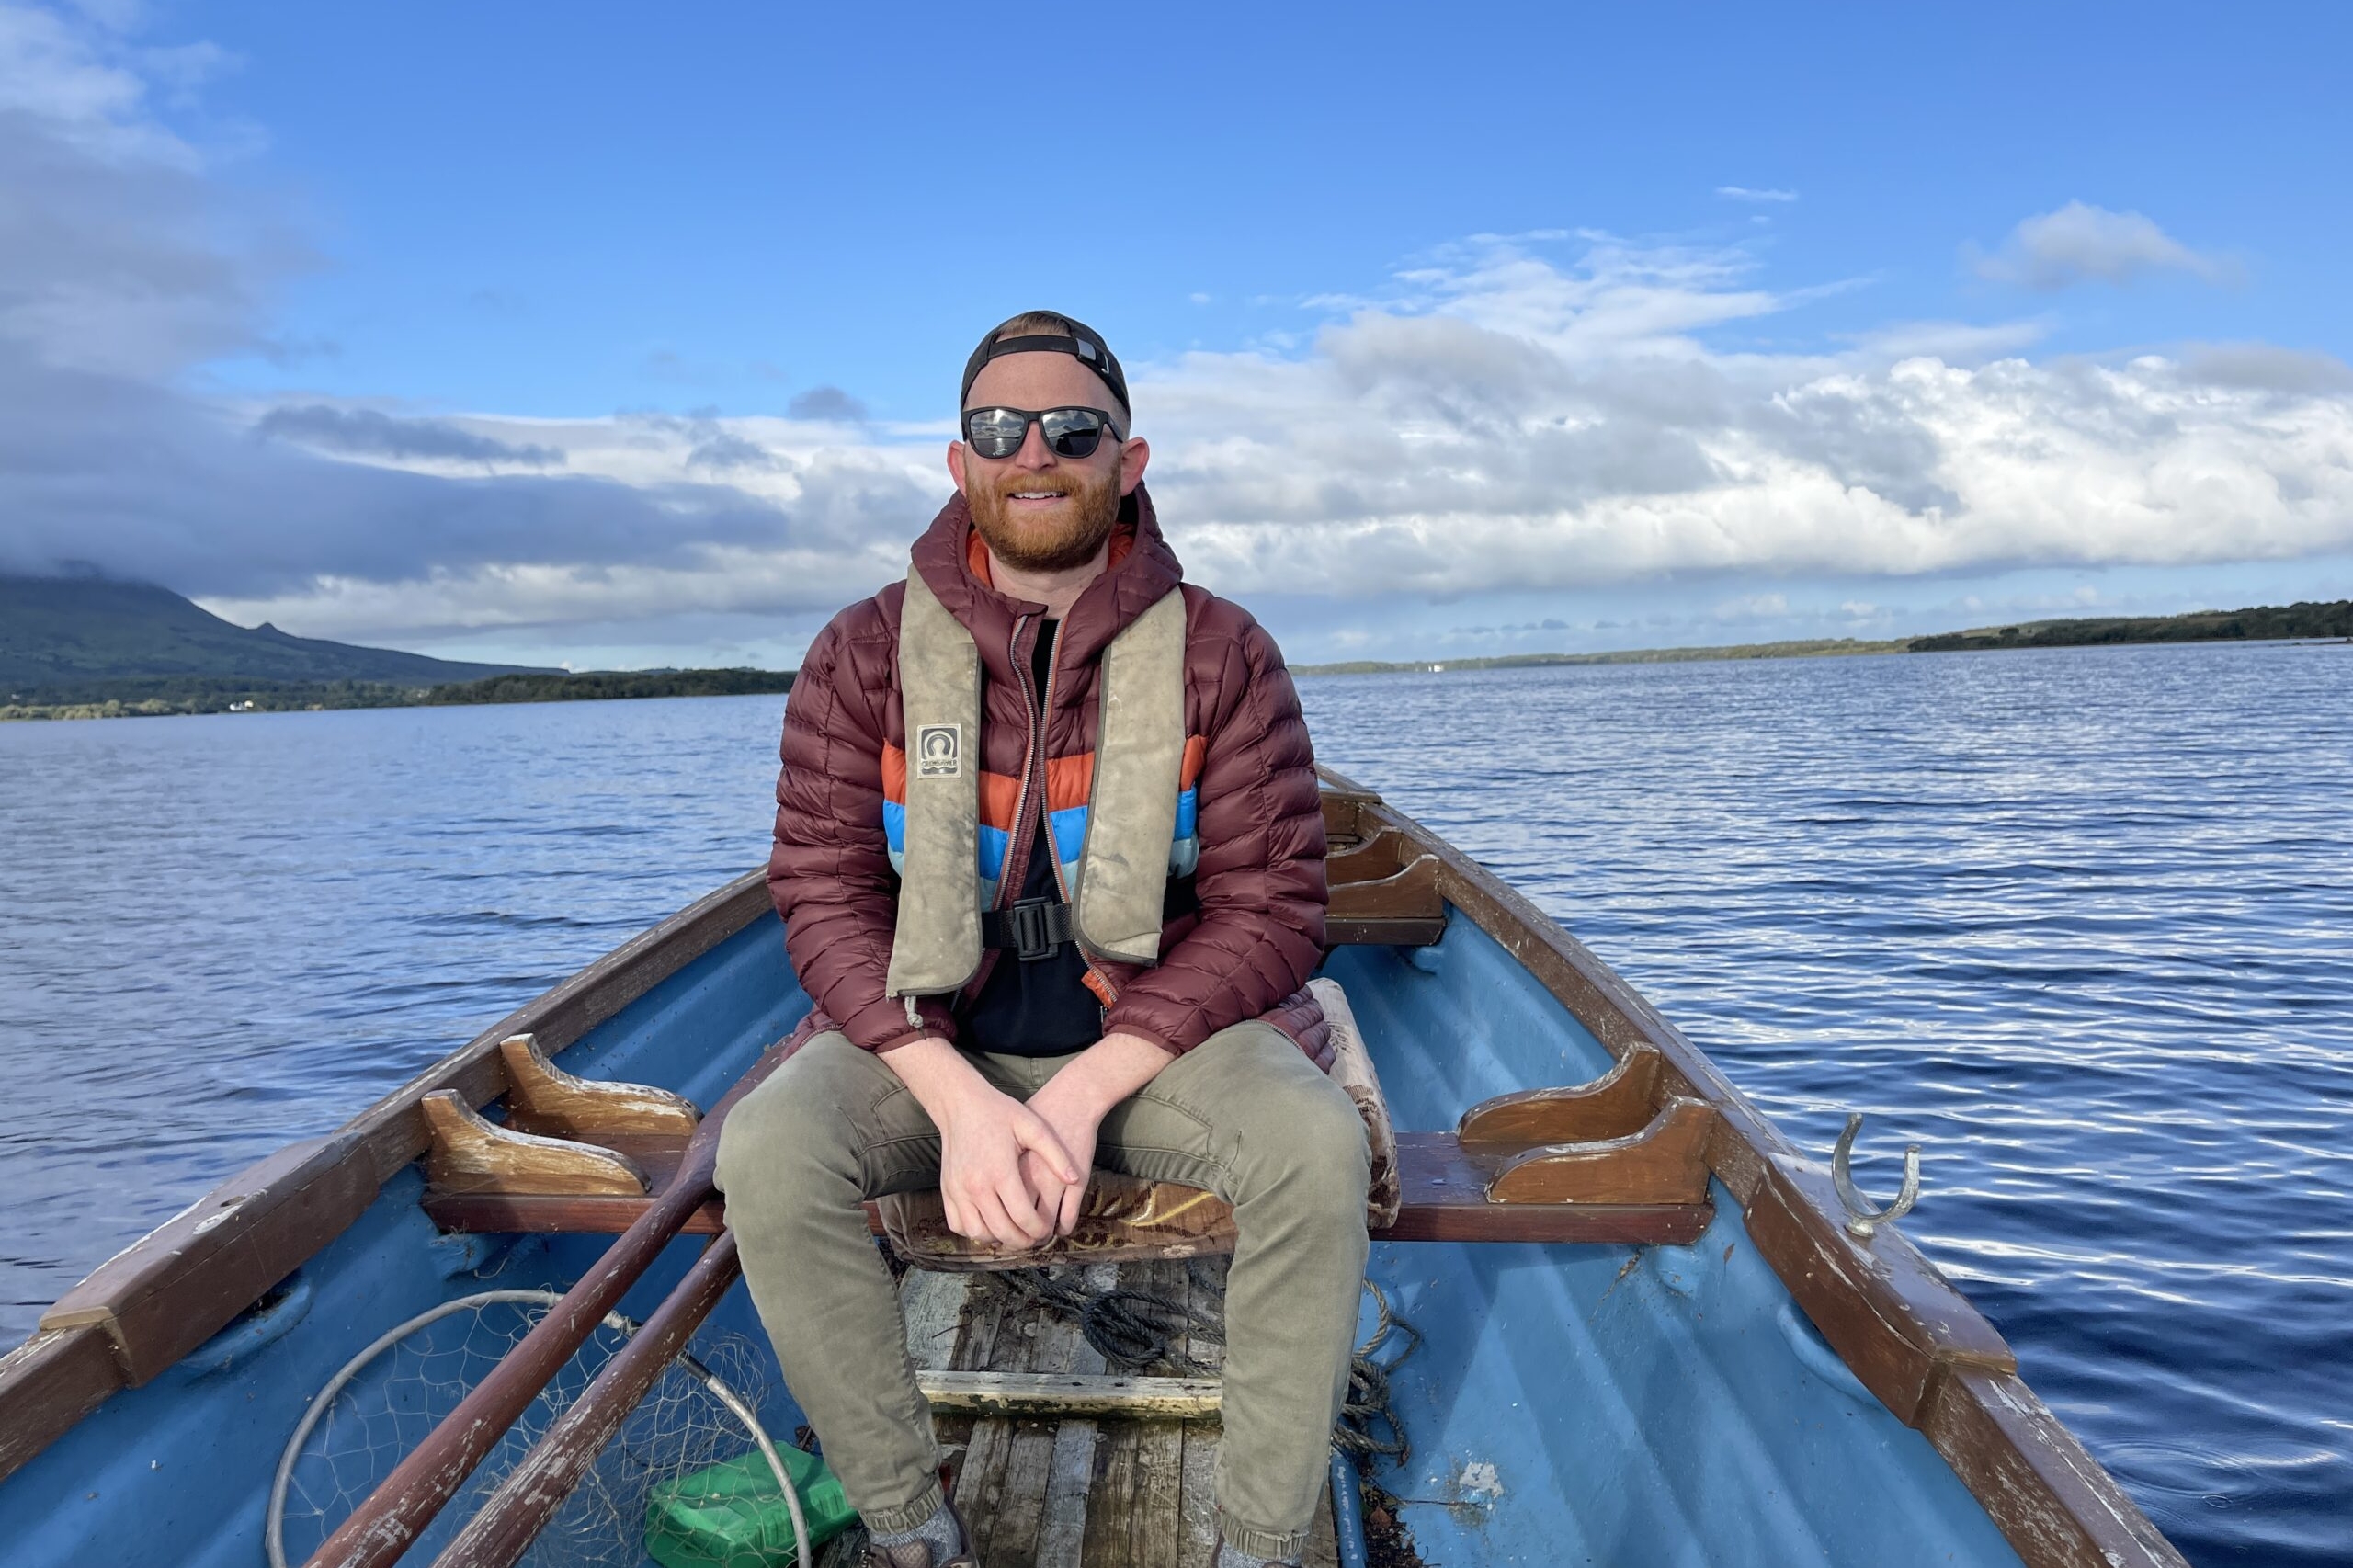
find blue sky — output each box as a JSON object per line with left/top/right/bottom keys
{"left": 4, "top": 1, "right": 2351, "bottom": 667}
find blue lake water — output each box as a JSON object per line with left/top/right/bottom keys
{"left": 1, "top": 640, "right": 2347, "bottom": 1565}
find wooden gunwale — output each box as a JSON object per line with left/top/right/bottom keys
{"left": 0, "top": 774, "right": 2187, "bottom": 1567}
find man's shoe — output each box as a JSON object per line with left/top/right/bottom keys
{"left": 862, "top": 1500, "right": 976, "bottom": 1568}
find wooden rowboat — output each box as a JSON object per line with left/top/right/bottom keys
{"left": 0, "top": 768, "right": 2188, "bottom": 1567}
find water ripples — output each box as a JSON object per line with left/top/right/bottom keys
{"left": 3, "top": 641, "right": 2347, "bottom": 1564}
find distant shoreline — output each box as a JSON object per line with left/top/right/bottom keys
{"left": 1296, "top": 637, "right": 1904, "bottom": 676}
{"left": 1294, "top": 601, "right": 2352, "bottom": 678}
{"left": 0, "top": 667, "right": 794, "bottom": 722}
{"left": 6, "top": 600, "right": 2347, "bottom": 720}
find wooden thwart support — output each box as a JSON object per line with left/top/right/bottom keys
{"left": 495, "top": 1032, "right": 699, "bottom": 1164}
{"left": 418, "top": 1092, "right": 649, "bottom": 1198}
{"left": 916, "top": 1369, "right": 1223, "bottom": 1421}
{"left": 1457, "top": 1042, "right": 1666, "bottom": 1147}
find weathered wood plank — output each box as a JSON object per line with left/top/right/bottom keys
{"left": 1162, "top": 1258, "right": 1219, "bottom": 1568}
{"left": 927, "top": 1371, "right": 1216, "bottom": 1421}
{"left": 1176, "top": 1422, "right": 1221, "bottom": 1568}
{"left": 37, "top": 1131, "right": 381, "bottom": 1386}
{"left": 0, "top": 1327, "right": 122, "bottom": 1481}
{"left": 981, "top": 1421, "right": 1057, "bottom": 1568}
{"left": 1033, "top": 1266, "right": 1111, "bottom": 1568}
{"left": 946, "top": 1274, "right": 1019, "bottom": 1556}
{"left": 431, "top": 1137, "right": 1714, "bottom": 1247}
{"left": 1379, "top": 1133, "right": 1714, "bottom": 1244}
{"left": 1082, "top": 1412, "right": 1147, "bottom": 1568}
{"left": 902, "top": 1267, "right": 970, "bottom": 1374}
{"left": 953, "top": 1272, "right": 1083, "bottom": 1567}
{"left": 1921, "top": 1368, "right": 2188, "bottom": 1568}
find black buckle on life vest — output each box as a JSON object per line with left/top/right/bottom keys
{"left": 981, "top": 896, "right": 1075, "bottom": 962}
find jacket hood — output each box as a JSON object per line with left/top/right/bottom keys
{"left": 908, "top": 482, "right": 1185, "bottom": 681}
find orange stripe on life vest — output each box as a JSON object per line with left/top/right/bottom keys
{"left": 882, "top": 744, "right": 906, "bottom": 803}
{"left": 1178, "top": 734, "right": 1207, "bottom": 791}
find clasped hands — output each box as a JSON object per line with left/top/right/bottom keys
{"left": 883, "top": 1032, "right": 1173, "bottom": 1251}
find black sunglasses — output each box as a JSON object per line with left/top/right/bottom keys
{"left": 961, "top": 405, "right": 1125, "bottom": 460}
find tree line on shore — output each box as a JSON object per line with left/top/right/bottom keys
{"left": 1295, "top": 600, "right": 2353, "bottom": 676}
{"left": 1, "top": 667, "right": 796, "bottom": 722}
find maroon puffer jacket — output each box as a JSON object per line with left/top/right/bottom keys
{"left": 768, "top": 483, "right": 1331, "bottom": 1064}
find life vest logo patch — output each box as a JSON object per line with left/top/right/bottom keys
{"left": 915, "top": 722, "right": 962, "bottom": 779}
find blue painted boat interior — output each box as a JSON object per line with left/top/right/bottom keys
{"left": 0, "top": 906, "right": 2029, "bottom": 1565}
{"left": 1326, "top": 914, "right": 2023, "bottom": 1566}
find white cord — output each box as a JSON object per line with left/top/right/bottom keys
{"left": 265, "top": 1289, "right": 813, "bottom": 1568}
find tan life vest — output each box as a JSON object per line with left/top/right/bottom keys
{"left": 885, "top": 567, "right": 1191, "bottom": 1007}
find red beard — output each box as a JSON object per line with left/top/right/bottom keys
{"left": 966, "top": 461, "right": 1123, "bottom": 573}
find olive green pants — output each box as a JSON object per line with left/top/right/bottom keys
{"left": 715, "top": 1020, "right": 1371, "bottom": 1562}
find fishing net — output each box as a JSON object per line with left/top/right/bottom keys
{"left": 267, "top": 1290, "right": 855, "bottom": 1568}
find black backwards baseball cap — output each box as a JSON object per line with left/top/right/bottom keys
{"left": 961, "top": 312, "right": 1130, "bottom": 421}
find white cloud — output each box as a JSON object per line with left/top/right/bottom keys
{"left": 1972, "top": 200, "right": 2237, "bottom": 290}
{"left": 4, "top": 8, "right": 2347, "bottom": 664}
{"left": 158, "top": 233, "right": 2353, "bottom": 645}
{"left": 1717, "top": 186, "right": 1797, "bottom": 203}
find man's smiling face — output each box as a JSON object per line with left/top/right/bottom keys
{"left": 949, "top": 347, "right": 1148, "bottom": 574}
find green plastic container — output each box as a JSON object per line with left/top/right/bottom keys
{"left": 643, "top": 1446, "right": 857, "bottom": 1567}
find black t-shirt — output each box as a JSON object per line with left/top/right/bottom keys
{"left": 958, "top": 619, "right": 1105, "bottom": 1057}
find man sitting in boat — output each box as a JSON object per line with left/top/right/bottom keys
{"left": 716, "top": 312, "right": 1370, "bottom": 1568}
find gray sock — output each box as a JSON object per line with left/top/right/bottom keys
{"left": 1216, "top": 1540, "right": 1297, "bottom": 1568}
{"left": 868, "top": 1500, "right": 960, "bottom": 1567}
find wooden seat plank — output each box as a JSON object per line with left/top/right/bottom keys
{"left": 422, "top": 1134, "right": 1715, "bottom": 1244}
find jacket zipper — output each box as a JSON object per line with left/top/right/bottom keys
{"left": 1014, "top": 612, "right": 1118, "bottom": 1011}
{"left": 1003, "top": 612, "right": 1040, "bottom": 915}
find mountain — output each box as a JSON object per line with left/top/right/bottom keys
{"left": 0, "top": 574, "right": 555, "bottom": 695}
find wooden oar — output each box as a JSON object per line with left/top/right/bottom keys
{"left": 302, "top": 1043, "right": 785, "bottom": 1568}
{"left": 429, "top": 1232, "right": 744, "bottom": 1568}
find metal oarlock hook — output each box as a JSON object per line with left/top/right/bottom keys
{"left": 1831, "top": 1112, "right": 1922, "bottom": 1240}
